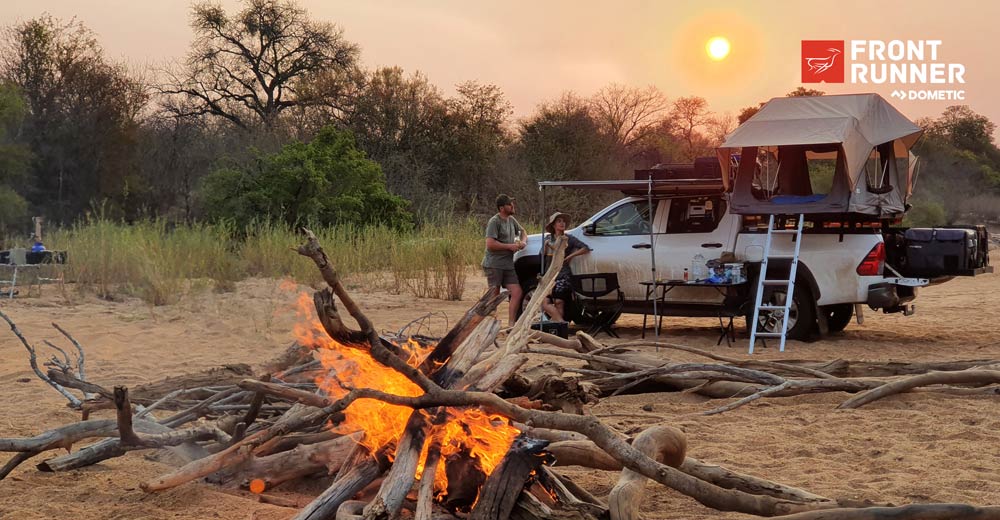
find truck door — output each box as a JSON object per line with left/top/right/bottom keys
{"left": 575, "top": 198, "right": 662, "bottom": 301}
{"left": 657, "top": 195, "right": 739, "bottom": 303}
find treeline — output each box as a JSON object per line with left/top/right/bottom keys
{"left": 0, "top": 0, "right": 998, "bottom": 236}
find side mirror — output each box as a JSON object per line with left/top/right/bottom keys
{"left": 584, "top": 223, "right": 597, "bottom": 235}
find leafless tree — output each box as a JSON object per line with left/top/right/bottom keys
{"left": 670, "top": 96, "right": 712, "bottom": 159}
{"left": 706, "top": 112, "right": 736, "bottom": 145}
{"left": 160, "top": 0, "right": 359, "bottom": 130}
{"left": 589, "top": 84, "right": 668, "bottom": 155}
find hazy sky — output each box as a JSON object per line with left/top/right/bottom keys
{"left": 4, "top": 0, "right": 1000, "bottom": 136}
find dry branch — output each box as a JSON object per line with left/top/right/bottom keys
{"left": 609, "top": 425, "right": 687, "bottom": 520}
{"left": 839, "top": 370, "right": 1000, "bottom": 409}
{"left": 0, "top": 309, "right": 82, "bottom": 408}
{"left": 470, "top": 436, "right": 551, "bottom": 520}
{"left": 773, "top": 504, "right": 1000, "bottom": 519}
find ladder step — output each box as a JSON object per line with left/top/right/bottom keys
{"left": 758, "top": 305, "right": 787, "bottom": 311}
{"left": 768, "top": 254, "right": 796, "bottom": 259}
{"left": 771, "top": 229, "right": 799, "bottom": 234}
{"left": 755, "top": 332, "right": 785, "bottom": 338}
{"left": 762, "top": 279, "right": 789, "bottom": 285}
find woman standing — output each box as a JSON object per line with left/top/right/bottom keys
{"left": 542, "top": 212, "right": 591, "bottom": 322}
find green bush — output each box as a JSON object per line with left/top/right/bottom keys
{"left": 904, "top": 200, "right": 947, "bottom": 227}
{"left": 201, "top": 126, "right": 412, "bottom": 229}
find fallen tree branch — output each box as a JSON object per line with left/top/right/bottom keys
{"left": 0, "top": 309, "right": 82, "bottom": 408}
{"left": 605, "top": 341, "right": 838, "bottom": 380}
{"left": 47, "top": 369, "right": 112, "bottom": 399}
{"left": 303, "top": 384, "right": 844, "bottom": 517}
{"left": 839, "top": 370, "right": 1000, "bottom": 409}
{"left": 773, "top": 503, "right": 1000, "bottom": 519}
{"left": 609, "top": 425, "right": 687, "bottom": 520}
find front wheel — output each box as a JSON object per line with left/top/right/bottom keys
{"left": 747, "top": 283, "right": 816, "bottom": 341}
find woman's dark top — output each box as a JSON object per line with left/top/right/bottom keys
{"left": 544, "top": 234, "right": 591, "bottom": 300}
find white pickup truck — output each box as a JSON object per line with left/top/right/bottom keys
{"left": 513, "top": 188, "right": 992, "bottom": 340}
{"left": 515, "top": 94, "right": 994, "bottom": 340}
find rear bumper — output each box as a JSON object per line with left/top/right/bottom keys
{"left": 867, "top": 282, "right": 917, "bottom": 312}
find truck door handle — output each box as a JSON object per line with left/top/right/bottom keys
{"left": 632, "top": 243, "right": 652, "bottom": 249}
{"left": 701, "top": 243, "right": 723, "bottom": 248}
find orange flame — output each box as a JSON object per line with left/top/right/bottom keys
{"left": 292, "top": 291, "right": 521, "bottom": 491}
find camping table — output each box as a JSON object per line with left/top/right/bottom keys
{"left": 0, "top": 264, "right": 65, "bottom": 298}
{"left": 640, "top": 280, "right": 747, "bottom": 346}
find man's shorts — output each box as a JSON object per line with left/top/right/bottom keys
{"left": 484, "top": 267, "right": 519, "bottom": 288}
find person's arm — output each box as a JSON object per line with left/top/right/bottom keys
{"left": 564, "top": 236, "right": 591, "bottom": 264}
{"left": 486, "top": 237, "right": 516, "bottom": 252}
{"left": 485, "top": 217, "right": 514, "bottom": 252}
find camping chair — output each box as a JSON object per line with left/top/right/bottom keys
{"left": 571, "top": 273, "right": 625, "bottom": 338}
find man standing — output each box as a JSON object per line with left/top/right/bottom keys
{"left": 483, "top": 194, "right": 527, "bottom": 326}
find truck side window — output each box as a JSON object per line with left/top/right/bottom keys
{"left": 592, "top": 200, "right": 658, "bottom": 236}
{"left": 666, "top": 196, "right": 726, "bottom": 234}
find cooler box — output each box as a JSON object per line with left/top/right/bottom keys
{"left": 904, "top": 228, "right": 978, "bottom": 276}
{"left": 530, "top": 320, "right": 569, "bottom": 338}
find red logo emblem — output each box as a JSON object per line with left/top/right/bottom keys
{"left": 801, "top": 40, "right": 845, "bottom": 83}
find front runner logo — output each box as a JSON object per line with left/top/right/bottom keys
{"left": 801, "top": 40, "right": 845, "bottom": 83}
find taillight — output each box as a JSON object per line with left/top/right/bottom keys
{"left": 856, "top": 242, "right": 885, "bottom": 276}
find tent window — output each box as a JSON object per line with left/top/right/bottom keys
{"left": 865, "top": 143, "right": 895, "bottom": 194}
{"left": 750, "top": 145, "right": 838, "bottom": 202}
{"left": 666, "top": 196, "right": 726, "bottom": 233}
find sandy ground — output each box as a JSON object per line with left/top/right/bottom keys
{"left": 1, "top": 270, "right": 999, "bottom": 519}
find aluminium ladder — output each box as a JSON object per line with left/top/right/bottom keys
{"left": 749, "top": 214, "right": 804, "bottom": 353}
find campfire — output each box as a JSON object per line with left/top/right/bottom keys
{"left": 296, "top": 290, "right": 525, "bottom": 516}
{"left": 3, "top": 229, "right": 1000, "bottom": 520}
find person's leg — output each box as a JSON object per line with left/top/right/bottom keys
{"left": 507, "top": 283, "right": 523, "bottom": 326}
{"left": 484, "top": 268, "right": 502, "bottom": 292}
{"left": 500, "top": 269, "right": 522, "bottom": 326}
{"left": 541, "top": 297, "right": 563, "bottom": 322}
{"left": 554, "top": 298, "right": 566, "bottom": 321}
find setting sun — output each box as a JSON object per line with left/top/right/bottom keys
{"left": 706, "top": 36, "right": 731, "bottom": 60}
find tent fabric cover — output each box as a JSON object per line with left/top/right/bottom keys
{"left": 717, "top": 93, "right": 923, "bottom": 217}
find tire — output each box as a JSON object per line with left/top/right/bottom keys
{"left": 747, "top": 282, "right": 816, "bottom": 341}
{"left": 821, "top": 304, "right": 854, "bottom": 333}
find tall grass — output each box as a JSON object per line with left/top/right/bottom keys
{"left": 44, "top": 217, "right": 485, "bottom": 304}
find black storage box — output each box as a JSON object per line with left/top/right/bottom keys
{"left": 904, "top": 228, "right": 978, "bottom": 276}
{"left": 944, "top": 224, "right": 990, "bottom": 268}
{"left": 26, "top": 250, "right": 67, "bottom": 265}
{"left": 530, "top": 320, "right": 568, "bottom": 339}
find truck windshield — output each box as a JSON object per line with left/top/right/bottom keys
{"left": 592, "top": 200, "right": 658, "bottom": 236}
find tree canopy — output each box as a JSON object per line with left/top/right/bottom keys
{"left": 200, "top": 126, "right": 411, "bottom": 228}
{"left": 162, "top": 0, "right": 359, "bottom": 130}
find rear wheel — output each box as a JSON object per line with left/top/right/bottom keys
{"left": 821, "top": 304, "right": 854, "bottom": 332}
{"left": 747, "top": 283, "right": 815, "bottom": 341}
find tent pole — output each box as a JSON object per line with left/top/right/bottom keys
{"left": 648, "top": 173, "right": 658, "bottom": 346}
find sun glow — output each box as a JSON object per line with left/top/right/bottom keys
{"left": 706, "top": 36, "right": 731, "bottom": 60}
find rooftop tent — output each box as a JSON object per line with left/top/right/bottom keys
{"left": 716, "top": 93, "right": 923, "bottom": 217}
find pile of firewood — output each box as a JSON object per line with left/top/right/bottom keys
{"left": 3, "top": 230, "right": 1000, "bottom": 520}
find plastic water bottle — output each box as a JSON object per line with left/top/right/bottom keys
{"left": 692, "top": 254, "right": 706, "bottom": 281}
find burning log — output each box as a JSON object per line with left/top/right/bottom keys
{"left": 469, "top": 436, "right": 551, "bottom": 520}
{"left": 294, "top": 445, "right": 391, "bottom": 520}
{"left": 223, "top": 432, "right": 361, "bottom": 490}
